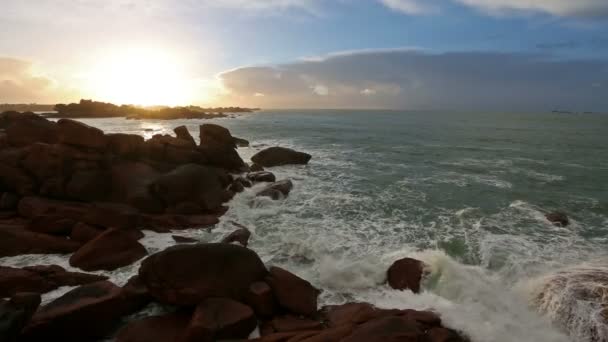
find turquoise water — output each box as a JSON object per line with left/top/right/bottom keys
{"left": 4, "top": 110, "right": 608, "bottom": 341}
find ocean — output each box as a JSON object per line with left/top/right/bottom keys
{"left": 3, "top": 110, "right": 608, "bottom": 341}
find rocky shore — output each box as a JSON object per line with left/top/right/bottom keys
{"left": 0, "top": 110, "right": 467, "bottom": 341}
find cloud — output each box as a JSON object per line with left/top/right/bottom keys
{"left": 218, "top": 49, "right": 608, "bottom": 111}
{"left": 0, "top": 57, "right": 73, "bottom": 103}
{"left": 379, "top": 0, "right": 608, "bottom": 18}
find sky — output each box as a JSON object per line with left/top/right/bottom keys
{"left": 1, "top": 0, "right": 607, "bottom": 111}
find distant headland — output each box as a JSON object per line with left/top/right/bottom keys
{"left": 1, "top": 100, "right": 259, "bottom": 120}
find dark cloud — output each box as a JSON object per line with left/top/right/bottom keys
{"left": 219, "top": 50, "right": 608, "bottom": 111}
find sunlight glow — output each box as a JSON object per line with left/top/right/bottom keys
{"left": 84, "top": 48, "right": 194, "bottom": 106}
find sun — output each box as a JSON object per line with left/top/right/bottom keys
{"left": 84, "top": 47, "right": 194, "bottom": 106}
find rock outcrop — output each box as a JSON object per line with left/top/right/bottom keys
{"left": 257, "top": 180, "right": 294, "bottom": 200}
{"left": 387, "top": 257, "right": 426, "bottom": 293}
{"left": 251, "top": 147, "right": 311, "bottom": 167}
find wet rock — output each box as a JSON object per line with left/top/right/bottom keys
{"left": 115, "top": 312, "right": 192, "bottom": 342}
{"left": 121, "top": 275, "right": 153, "bottom": 313}
{"left": 270, "top": 315, "right": 323, "bottom": 333}
{"left": 256, "top": 180, "right": 294, "bottom": 200}
{"left": 0, "top": 265, "right": 107, "bottom": 298}
{"left": 546, "top": 211, "right": 569, "bottom": 227}
{"left": 69, "top": 228, "right": 147, "bottom": 271}
{"left": 247, "top": 171, "right": 276, "bottom": 183}
{"left": 138, "top": 243, "right": 268, "bottom": 305}
{"left": 250, "top": 163, "right": 264, "bottom": 172}
{"left": 323, "top": 303, "right": 394, "bottom": 327}
{"left": 172, "top": 235, "right": 198, "bottom": 243}
{"left": 229, "top": 180, "right": 245, "bottom": 193}
{"left": 266, "top": 267, "right": 319, "bottom": 316}
{"left": 167, "top": 201, "right": 203, "bottom": 215}
{"left": 199, "top": 123, "right": 236, "bottom": 148}
{"left": 341, "top": 316, "right": 423, "bottom": 342}
{"left": 387, "top": 257, "right": 426, "bottom": 293}
{"left": 0, "top": 226, "right": 81, "bottom": 257}
{"left": 85, "top": 202, "right": 141, "bottom": 230}
{"left": 150, "top": 164, "right": 229, "bottom": 212}
{"left": 56, "top": 118, "right": 107, "bottom": 149}
{"left": 174, "top": 125, "right": 197, "bottom": 147}
{"left": 182, "top": 298, "right": 257, "bottom": 341}
{"left": 234, "top": 136, "right": 250, "bottom": 147}
{"left": 221, "top": 227, "right": 251, "bottom": 247}
{"left": 18, "top": 196, "right": 89, "bottom": 221}
{"left": 251, "top": 147, "right": 311, "bottom": 167}
{"left": 0, "top": 292, "right": 41, "bottom": 342}
{"left": 27, "top": 215, "right": 76, "bottom": 235}
{"left": 245, "top": 281, "right": 277, "bottom": 318}
{"left": 20, "top": 281, "right": 143, "bottom": 342}
{"left": 427, "top": 327, "right": 466, "bottom": 342}
{"left": 139, "top": 214, "right": 219, "bottom": 231}
{"left": 107, "top": 133, "right": 145, "bottom": 157}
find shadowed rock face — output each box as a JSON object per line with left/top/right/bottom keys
{"left": 387, "top": 257, "right": 426, "bottom": 293}
{"left": 115, "top": 312, "right": 192, "bottom": 342}
{"left": 183, "top": 298, "right": 257, "bottom": 341}
{"left": 265, "top": 266, "right": 320, "bottom": 316}
{"left": 138, "top": 243, "right": 268, "bottom": 305}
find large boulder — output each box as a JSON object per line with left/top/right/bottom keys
{"left": 265, "top": 267, "right": 319, "bottom": 316}
{"left": 4, "top": 113, "right": 58, "bottom": 146}
{"left": 182, "top": 298, "right": 257, "bottom": 341}
{"left": 0, "top": 226, "right": 81, "bottom": 257}
{"left": 110, "top": 161, "right": 163, "bottom": 214}
{"left": 70, "top": 222, "right": 104, "bottom": 243}
{"left": 198, "top": 144, "right": 246, "bottom": 171}
{"left": 256, "top": 180, "right": 294, "bottom": 200}
{"left": 20, "top": 281, "right": 144, "bottom": 341}
{"left": 0, "top": 192, "right": 19, "bottom": 210}
{"left": 247, "top": 171, "right": 276, "bottom": 183}
{"left": 341, "top": 316, "right": 423, "bottom": 342}
{"left": 26, "top": 215, "right": 75, "bottom": 235}
{"left": 221, "top": 227, "right": 251, "bottom": 247}
{"left": 387, "top": 258, "right": 426, "bottom": 293}
{"left": 199, "top": 124, "right": 235, "bottom": 148}
{"left": 251, "top": 147, "right": 311, "bottom": 167}
{"left": 65, "top": 170, "right": 112, "bottom": 201}
{"left": 138, "top": 243, "right": 268, "bottom": 305}
{"left": 0, "top": 293, "right": 41, "bottom": 342}
{"left": 174, "top": 126, "right": 196, "bottom": 147}
{"left": 107, "top": 133, "right": 145, "bottom": 157}
{"left": 149, "top": 164, "right": 230, "bottom": 212}
{"left": 0, "top": 164, "right": 36, "bottom": 196}
{"left": 18, "top": 196, "right": 89, "bottom": 220}
{"left": 245, "top": 281, "right": 277, "bottom": 318}
{"left": 56, "top": 118, "right": 107, "bottom": 149}
{"left": 0, "top": 265, "right": 107, "bottom": 298}
{"left": 139, "top": 214, "right": 219, "bottom": 231}
{"left": 115, "top": 312, "right": 192, "bottom": 342}
{"left": 70, "top": 228, "right": 148, "bottom": 271}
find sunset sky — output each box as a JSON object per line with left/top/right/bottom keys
{"left": 1, "top": 0, "right": 608, "bottom": 110}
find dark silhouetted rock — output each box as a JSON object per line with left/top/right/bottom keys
{"left": 199, "top": 124, "right": 235, "bottom": 148}
{"left": 18, "top": 196, "right": 89, "bottom": 221}
{"left": 198, "top": 144, "right": 246, "bottom": 171}
{"left": 247, "top": 171, "right": 276, "bottom": 183}
{"left": 546, "top": 211, "right": 569, "bottom": 227}
{"left": 250, "top": 163, "right": 264, "bottom": 172}
{"left": 256, "top": 180, "right": 294, "bottom": 200}
{"left": 172, "top": 235, "right": 198, "bottom": 243}
{"left": 27, "top": 215, "right": 75, "bottom": 236}
{"left": 110, "top": 161, "right": 163, "bottom": 214}
{"left": 387, "top": 257, "right": 426, "bottom": 293}
{"left": 0, "top": 292, "right": 41, "bottom": 342}
{"left": 56, "top": 118, "right": 107, "bottom": 149}
{"left": 138, "top": 243, "right": 268, "bottom": 305}
{"left": 234, "top": 136, "right": 250, "bottom": 147}
{"left": 221, "top": 227, "right": 251, "bottom": 247}
{"left": 0, "top": 164, "right": 36, "bottom": 196}
{"left": 150, "top": 164, "right": 229, "bottom": 212}
{"left": 20, "top": 281, "right": 143, "bottom": 342}
{"left": 65, "top": 170, "right": 111, "bottom": 201}
{"left": 229, "top": 180, "right": 245, "bottom": 193}
{"left": 69, "top": 228, "right": 147, "bottom": 271}
{"left": 322, "top": 302, "right": 394, "bottom": 328}
{"left": 0, "top": 226, "right": 81, "bottom": 257}
{"left": 115, "top": 312, "right": 191, "bottom": 342}
{"left": 0, "top": 265, "right": 107, "bottom": 298}
{"left": 270, "top": 315, "right": 323, "bottom": 333}
{"left": 174, "top": 126, "right": 196, "bottom": 147}
{"left": 139, "top": 214, "right": 219, "bottom": 231}
{"left": 107, "top": 133, "right": 145, "bottom": 157}
{"left": 167, "top": 201, "right": 203, "bottom": 215}
{"left": 182, "top": 298, "right": 257, "bottom": 341}
{"left": 251, "top": 147, "right": 311, "bottom": 167}
{"left": 245, "top": 281, "right": 277, "bottom": 318}
{"left": 341, "top": 316, "right": 423, "bottom": 342}
{"left": 0, "top": 192, "right": 19, "bottom": 210}
{"left": 4, "top": 114, "right": 58, "bottom": 146}
{"left": 266, "top": 267, "right": 319, "bottom": 316}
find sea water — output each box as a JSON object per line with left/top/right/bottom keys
{"left": 2, "top": 110, "right": 607, "bottom": 341}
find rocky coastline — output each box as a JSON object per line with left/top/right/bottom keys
{"left": 0, "top": 110, "right": 467, "bottom": 341}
